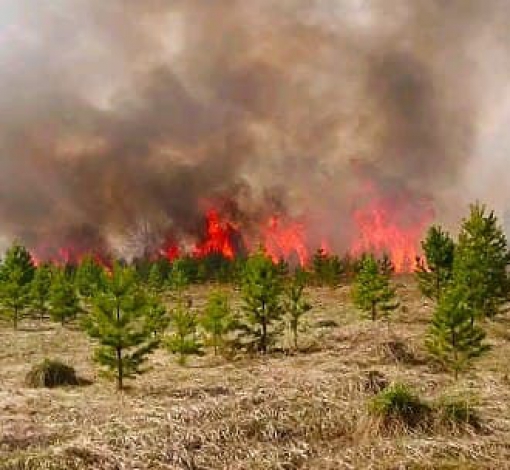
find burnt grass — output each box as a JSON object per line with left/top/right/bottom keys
{"left": 1, "top": 280, "right": 510, "bottom": 469}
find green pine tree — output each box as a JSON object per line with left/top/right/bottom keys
{"left": 0, "top": 242, "right": 35, "bottom": 285}
{"left": 166, "top": 302, "right": 202, "bottom": 365}
{"left": 75, "top": 255, "right": 105, "bottom": 299}
{"left": 426, "top": 283, "right": 490, "bottom": 379}
{"left": 1, "top": 267, "right": 31, "bottom": 329}
{"left": 200, "top": 290, "right": 235, "bottom": 355}
{"left": 416, "top": 225, "right": 455, "bottom": 302}
{"left": 147, "top": 263, "right": 164, "bottom": 293}
{"left": 352, "top": 255, "right": 398, "bottom": 322}
{"left": 0, "top": 243, "right": 36, "bottom": 329}
{"left": 169, "top": 260, "right": 189, "bottom": 302}
{"left": 145, "top": 293, "right": 170, "bottom": 337}
{"left": 453, "top": 203, "right": 510, "bottom": 323}
{"left": 240, "top": 250, "right": 283, "bottom": 354}
{"left": 312, "top": 248, "right": 343, "bottom": 287}
{"left": 82, "top": 263, "right": 158, "bottom": 390}
{"left": 49, "top": 272, "right": 81, "bottom": 326}
{"left": 284, "top": 276, "right": 312, "bottom": 350}
{"left": 30, "top": 264, "right": 52, "bottom": 321}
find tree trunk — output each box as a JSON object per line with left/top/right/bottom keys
{"left": 116, "top": 347, "right": 123, "bottom": 391}
{"left": 371, "top": 301, "right": 377, "bottom": 322}
{"left": 261, "top": 318, "right": 267, "bottom": 354}
{"left": 13, "top": 307, "right": 18, "bottom": 330}
{"left": 116, "top": 302, "right": 123, "bottom": 390}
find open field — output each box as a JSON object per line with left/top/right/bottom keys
{"left": 1, "top": 280, "right": 510, "bottom": 469}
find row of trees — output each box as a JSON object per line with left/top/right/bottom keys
{"left": 0, "top": 201, "right": 507, "bottom": 387}
{"left": 0, "top": 245, "right": 313, "bottom": 390}
{"left": 351, "top": 202, "right": 509, "bottom": 380}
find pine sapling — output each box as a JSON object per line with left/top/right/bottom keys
{"left": 145, "top": 294, "right": 170, "bottom": 337}
{"left": 49, "top": 272, "right": 81, "bottom": 326}
{"left": 200, "top": 290, "right": 235, "bottom": 355}
{"left": 82, "top": 263, "right": 158, "bottom": 390}
{"left": 453, "top": 203, "right": 510, "bottom": 323}
{"left": 352, "top": 255, "right": 399, "bottom": 322}
{"left": 240, "top": 250, "right": 284, "bottom": 354}
{"left": 30, "top": 265, "right": 52, "bottom": 321}
{"left": 1, "top": 267, "right": 30, "bottom": 329}
{"left": 0, "top": 243, "right": 35, "bottom": 329}
{"left": 415, "top": 225, "right": 455, "bottom": 302}
{"left": 166, "top": 302, "right": 202, "bottom": 365}
{"left": 426, "top": 283, "right": 490, "bottom": 380}
{"left": 284, "top": 276, "right": 312, "bottom": 350}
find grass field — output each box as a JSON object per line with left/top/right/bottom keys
{"left": 1, "top": 280, "right": 510, "bottom": 469}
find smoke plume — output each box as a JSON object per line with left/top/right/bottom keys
{"left": 0, "top": 0, "right": 509, "bottom": 257}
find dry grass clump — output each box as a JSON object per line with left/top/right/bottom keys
{"left": 434, "top": 394, "right": 482, "bottom": 432}
{"left": 362, "top": 382, "right": 484, "bottom": 438}
{"left": 25, "top": 359, "right": 79, "bottom": 388}
{"left": 365, "top": 382, "right": 433, "bottom": 435}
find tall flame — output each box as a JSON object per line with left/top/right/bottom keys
{"left": 351, "top": 197, "right": 432, "bottom": 272}
{"left": 262, "top": 215, "right": 309, "bottom": 266}
{"left": 193, "top": 209, "right": 237, "bottom": 260}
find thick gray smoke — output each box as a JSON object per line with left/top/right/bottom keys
{"left": 0, "top": 0, "right": 508, "bottom": 257}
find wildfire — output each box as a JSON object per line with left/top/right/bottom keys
{"left": 351, "top": 196, "right": 432, "bottom": 272}
{"left": 192, "top": 209, "right": 238, "bottom": 260}
{"left": 262, "top": 215, "right": 309, "bottom": 266}
{"left": 32, "top": 244, "right": 111, "bottom": 269}
{"left": 28, "top": 194, "right": 433, "bottom": 273}
{"left": 159, "top": 237, "right": 180, "bottom": 262}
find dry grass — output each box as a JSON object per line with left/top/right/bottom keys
{"left": 0, "top": 280, "right": 510, "bottom": 468}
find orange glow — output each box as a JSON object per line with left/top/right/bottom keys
{"left": 193, "top": 209, "right": 237, "bottom": 259}
{"left": 261, "top": 215, "right": 309, "bottom": 266}
{"left": 351, "top": 197, "right": 431, "bottom": 273}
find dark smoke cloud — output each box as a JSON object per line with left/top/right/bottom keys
{"left": 0, "top": 0, "right": 508, "bottom": 255}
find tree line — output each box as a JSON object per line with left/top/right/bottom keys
{"left": 0, "top": 202, "right": 508, "bottom": 389}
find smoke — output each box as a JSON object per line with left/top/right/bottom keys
{"left": 0, "top": 0, "right": 508, "bottom": 256}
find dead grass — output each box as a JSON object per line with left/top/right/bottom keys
{"left": 0, "top": 280, "right": 509, "bottom": 468}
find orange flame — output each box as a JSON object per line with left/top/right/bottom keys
{"left": 351, "top": 198, "right": 431, "bottom": 272}
{"left": 193, "top": 209, "right": 237, "bottom": 259}
{"left": 262, "top": 215, "right": 309, "bottom": 266}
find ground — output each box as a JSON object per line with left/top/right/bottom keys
{"left": 1, "top": 280, "right": 510, "bottom": 469}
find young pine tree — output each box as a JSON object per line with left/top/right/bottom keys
{"left": 145, "top": 294, "right": 170, "bottom": 338}
{"left": 82, "top": 263, "right": 158, "bottom": 390}
{"left": 30, "top": 265, "right": 52, "bottom": 320}
{"left": 169, "top": 260, "right": 189, "bottom": 302}
{"left": 0, "top": 243, "right": 36, "bottom": 329}
{"left": 147, "top": 263, "right": 165, "bottom": 293}
{"left": 49, "top": 272, "right": 81, "bottom": 326}
{"left": 453, "top": 203, "right": 510, "bottom": 323}
{"left": 284, "top": 276, "right": 312, "bottom": 350}
{"left": 426, "top": 283, "right": 489, "bottom": 379}
{"left": 352, "top": 255, "right": 398, "bottom": 322}
{"left": 75, "top": 255, "right": 105, "bottom": 300}
{"left": 200, "top": 290, "right": 235, "bottom": 355}
{"left": 240, "top": 250, "right": 284, "bottom": 354}
{"left": 1, "top": 267, "right": 31, "bottom": 329}
{"left": 166, "top": 302, "right": 202, "bottom": 365}
{"left": 0, "top": 242, "right": 36, "bottom": 284}
{"left": 313, "top": 248, "right": 343, "bottom": 287}
{"left": 415, "top": 225, "right": 455, "bottom": 302}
